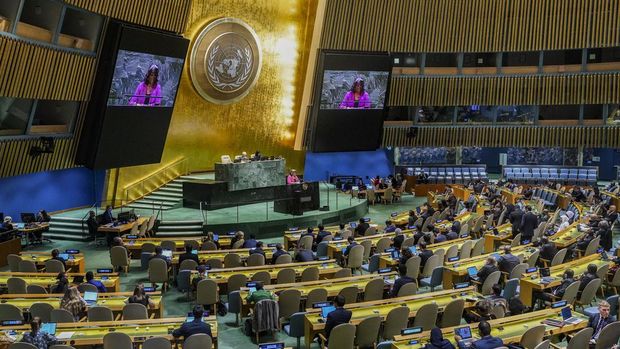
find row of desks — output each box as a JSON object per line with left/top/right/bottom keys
{"left": 0, "top": 272, "right": 120, "bottom": 292}
{"left": 125, "top": 236, "right": 233, "bottom": 255}
{"left": 19, "top": 252, "right": 86, "bottom": 273}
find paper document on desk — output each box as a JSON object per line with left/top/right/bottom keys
{"left": 56, "top": 332, "right": 75, "bottom": 339}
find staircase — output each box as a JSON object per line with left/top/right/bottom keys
{"left": 45, "top": 216, "right": 90, "bottom": 241}
{"left": 125, "top": 175, "right": 202, "bottom": 211}
{"left": 155, "top": 220, "right": 204, "bottom": 237}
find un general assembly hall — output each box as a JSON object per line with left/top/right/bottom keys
{"left": 2, "top": 0, "right": 620, "bottom": 348}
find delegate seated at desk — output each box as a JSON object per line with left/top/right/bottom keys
{"left": 456, "top": 321, "right": 503, "bottom": 349}
{"left": 172, "top": 305, "right": 213, "bottom": 343}
{"left": 287, "top": 169, "right": 300, "bottom": 185}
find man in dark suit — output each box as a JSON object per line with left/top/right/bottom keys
{"left": 393, "top": 229, "right": 405, "bottom": 250}
{"left": 271, "top": 243, "right": 289, "bottom": 264}
{"left": 324, "top": 295, "right": 352, "bottom": 343}
{"left": 295, "top": 246, "right": 314, "bottom": 262}
{"left": 49, "top": 249, "right": 67, "bottom": 270}
{"left": 315, "top": 225, "right": 332, "bottom": 245}
{"left": 150, "top": 246, "right": 171, "bottom": 267}
{"left": 498, "top": 246, "right": 520, "bottom": 274}
{"left": 588, "top": 300, "right": 616, "bottom": 346}
{"left": 520, "top": 206, "right": 538, "bottom": 241}
{"left": 418, "top": 241, "right": 433, "bottom": 268}
{"left": 178, "top": 243, "right": 199, "bottom": 265}
{"left": 242, "top": 234, "right": 258, "bottom": 248}
{"left": 102, "top": 206, "right": 115, "bottom": 225}
{"left": 172, "top": 305, "right": 213, "bottom": 343}
{"left": 354, "top": 218, "right": 369, "bottom": 237}
{"left": 509, "top": 206, "right": 524, "bottom": 235}
{"left": 579, "top": 264, "right": 598, "bottom": 291}
{"left": 249, "top": 241, "right": 267, "bottom": 259}
{"left": 594, "top": 221, "right": 612, "bottom": 251}
{"left": 86, "top": 211, "right": 99, "bottom": 240}
{"left": 457, "top": 321, "right": 503, "bottom": 349}
{"left": 476, "top": 257, "right": 499, "bottom": 285}
{"left": 390, "top": 264, "right": 415, "bottom": 297}
{"left": 538, "top": 236, "right": 558, "bottom": 263}
{"left": 533, "top": 269, "right": 574, "bottom": 308}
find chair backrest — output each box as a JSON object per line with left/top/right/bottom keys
{"left": 299, "top": 235, "right": 313, "bottom": 250}
{"left": 585, "top": 237, "right": 600, "bottom": 256}
{"left": 526, "top": 250, "right": 540, "bottom": 268}
{"left": 18, "top": 260, "right": 38, "bottom": 272}
{"left": 276, "top": 268, "right": 296, "bottom": 284}
{"left": 596, "top": 264, "right": 610, "bottom": 281}
{"left": 7, "top": 277, "right": 27, "bottom": 294}
{"left": 406, "top": 256, "right": 421, "bottom": 279}
{"left": 459, "top": 223, "right": 469, "bottom": 234}
{"left": 103, "top": 332, "right": 133, "bottom": 349}
{"left": 519, "top": 324, "right": 546, "bottom": 349}
{"left": 122, "top": 303, "right": 148, "bottom": 320}
{"left": 365, "top": 254, "right": 381, "bottom": 274}
{"left": 329, "top": 323, "right": 356, "bottom": 349}
{"left": 201, "top": 241, "right": 217, "bottom": 251}
{"left": 110, "top": 246, "right": 129, "bottom": 267}
{"left": 444, "top": 244, "right": 459, "bottom": 262}
{"left": 88, "top": 306, "right": 114, "bottom": 321}
{"left": 533, "top": 339, "right": 550, "bottom": 349}
{"left": 491, "top": 304, "right": 505, "bottom": 319}
{"left": 413, "top": 302, "right": 438, "bottom": 331}
{"left": 179, "top": 259, "right": 198, "bottom": 271}
{"left": 566, "top": 327, "right": 593, "bottom": 349}
{"left": 227, "top": 273, "right": 248, "bottom": 292}
{"left": 561, "top": 281, "right": 581, "bottom": 304}
{"left": 8, "top": 344, "right": 37, "bottom": 349}
{"left": 275, "top": 253, "right": 293, "bottom": 264}
{"left": 316, "top": 242, "right": 329, "bottom": 258}
{"left": 334, "top": 268, "right": 352, "bottom": 278}
{"left": 421, "top": 255, "right": 440, "bottom": 278}
{"left": 148, "top": 258, "right": 168, "bottom": 283}
{"left": 50, "top": 345, "right": 76, "bottom": 349}
{"left": 300, "top": 266, "right": 319, "bottom": 282}
{"left": 138, "top": 221, "right": 148, "bottom": 236}
{"left": 250, "top": 270, "right": 271, "bottom": 285}
{"left": 160, "top": 240, "right": 176, "bottom": 251}
{"left": 306, "top": 288, "right": 328, "bottom": 307}
{"left": 397, "top": 282, "right": 418, "bottom": 297}
{"left": 224, "top": 253, "right": 242, "bottom": 268}
{"left": 287, "top": 312, "right": 307, "bottom": 338}
{"left": 440, "top": 298, "right": 464, "bottom": 328}
{"left": 204, "top": 258, "right": 223, "bottom": 269}
{"left": 196, "top": 279, "right": 219, "bottom": 306}
{"left": 383, "top": 306, "right": 410, "bottom": 340}
{"left": 184, "top": 334, "right": 212, "bottom": 349}
{"left": 232, "top": 239, "right": 245, "bottom": 249}
{"left": 141, "top": 243, "right": 156, "bottom": 253}
{"left": 44, "top": 259, "right": 65, "bottom": 273}
{"left": 509, "top": 263, "right": 529, "bottom": 279}
{"left": 482, "top": 271, "right": 501, "bottom": 295}
{"left": 355, "top": 316, "right": 382, "bottom": 348}
{"left": 78, "top": 283, "right": 98, "bottom": 293}
{"left": 361, "top": 240, "right": 373, "bottom": 261}
{"left": 459, "top": 240, "right": 473, "bottom": 259}
{"left": 551, "top": 248, "right": 567, "bottom": 266}
{"left": 142, "top": 337, "right": 171, "bottom": 349}
{"left": 511, "top": 233, "right": 522, "bottom": 247}
{"left": 50, "top": 309, "right": 75, "bottom": 323}
{"left": 502, "top": 278, "right": 519, "bottom": 301}
{"left": 0, "top": 304, "right": 24, "bottom": 321}
{"left": 402, "top": 237, "right": 416, "bottom": 249}
{"left": 364, "top": 278, "right": 385, "bottom": 301}
{"left": 376, "top": 237, "right": 391, "bottom": 253}
{"left": 278, "top": 289, "right": 301, "bottom": 320}
{"left": 347, "top": 245, "right": 364, "bottom": 269}
{"left": 246, "top": 253, "right": 265, "bottom": 267}
{"left": 7, "top": 254, "right": 21, "bottom": 272}
{"left": 29, "top": 302, "right": 54, "bottom": 322}
{"left": 579, "top": 278, "right": 602, "bottom": 306}
{"left": 471, "top": 238, "right": 485, "bottom": 257}
{"left": 338, "top": 286, "right": 359, "bottom": 304}
{"left": 595, "top": 321, "right": 620, "bottom": 349}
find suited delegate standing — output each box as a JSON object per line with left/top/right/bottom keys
{"left": 520, "top": 205, "right": 538, "bottom": 241}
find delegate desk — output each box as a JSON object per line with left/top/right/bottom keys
{"left": 0, "top": 317, "right": 218, "bottom": 348}
{"left": 602, "top": 190, "right": 620, "bottom": 208}
{"left": 519, "top": 253, "right": 611, "bottom": 307}
{"left": 171, "top": 248, "right": 275, "bottom": 268}
{"left": 378, "top": 238, "right": 469, "bottom": 269}
{"left": 205, "top": 260, "right": 341, "bottom": 294}
{"left": 325, "top": 231, "right": 409, "bottom": 259}
{"left": 19, "top": 252, "right": 86, "bottom": 273}
{"left": 433, "top": 212, "right": 475, "bottom": 232}
{"left": 500, "top": 188, "right": 522, "bottom": 205}
{"left": 442, "top": 244, "right": 536, "bottom": 289}
{"left": 124, "top": 236, "right": 232, "bottom": 257}
{"left": 483, "top": 223, "right": 513, "bottom": 254}
{"left": 98, "top": 217, "right": 148, "bottom": 235}
{"left": 239, "top": 273, "right": 398, "bottom": 316}
{"left": 18, "top": 222, "right": 49, "bottom": 246}
{"left": 303, "top": 287, "right": 482, "bottom": 349}
{"left": 282, "top": 222, "right": 375, "bottom": 250}
{"left": 391, "top": 307, "right": 588, "bottom": 348}
{"left": 0, "top": 292, "right": 164, "bottom": 318}
{"left": 547, "top": 222, "right": 585, "bottom": 249}
{"left": 0, "top": 272, "right": 120, "bottom": 292}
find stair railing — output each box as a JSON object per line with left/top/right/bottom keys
{"left": 123, "top": 157, "right": 189, "bottom": 205}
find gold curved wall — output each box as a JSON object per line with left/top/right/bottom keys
{"left": 110, "top": 0, "right": 318, "bottom": 198}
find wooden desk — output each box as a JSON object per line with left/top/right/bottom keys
{"left": 324, "top": 231, "right": 409, "bottom": 259}
{"left": 18, "top": 223, "right": 50, "bottom": 245}
{"left": 171, "top": 248, "right": 275, "bottom": 266}
{"left": 500, "top": 188, "right": 522, "bottom": 205}
{"left": 433, "top": 212, "right": 475, "bottom": 232}
{"left": 98, "top": 217, "right": 148, "bottom": 235}
{"left": 283, "top": 222, "right": 375, "bottom": 251}
{"left": 378, "top": 238, "right": 469, "bottom": 269}
{"left": 442, "top": 244, "right": 536, "bottom": 289}
{"left": 0, "top": 237, "right": 21, "bottom": 268}
{"left": 391, "top": 308, "right": 588, "bottom": 348}
{"left": 451, "top": 185, "right": 472, "bottom": 201}
{"left": 0, "top": 316, "right": 218, "bottom": 348}
{"left": 483, "top": 223, "right": 513, "bottom": 253}
{"left": 0, "top": 272, "right": 120, "bottom": 292}
{"left": 19, "top": 252, "right": 86, "bottom": 273}
{"left": 0, "top": 292, "right": 164, "bottom": 318}
{"left": 548, "top": 222, "right": 585, "bottom": 249}
{"left": 303, "top": 287, "right": 481, "bottom": 349}
{"left": 519, "top": 253, "right": 610, "bottom": 307}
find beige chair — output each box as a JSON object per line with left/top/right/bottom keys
{"left": 246, "top": 253, "right": 265, "bottom": 267}
{"left": 361, "top": 240, "right": 372, "bottom": 262}
{"left": 110, "top": 246, "right": 130, "bottom": 274}
{"left": 201, "top": 241, "right": 217, "bottom": 251}
{"left": 382, "top": 306, "right": 410, "bottom": 340}
{"left": 141, "top": 243, "right": 156, "bottom": 253}
{"left": 549, "top": 327, "right": 592, "bottom": 349}
{"left": 320, "top": 323, "right": 355, "bottom": 349}
{"left": 142, "top": 337, "right": 170, "bottom": 349}
{"left": 382, "top": 187, "right": 394, "bottom": 204}
{"left": 397, "top": 282, "right": 418, "bottom": 297}
{"left": 204, "top": 258, "right": 223, "bottom": 269}
{"left": 129, "top": 223, "right": 139, "bottom": 237}
{"left": 44, "top": 259, "right": 65, "bottom": 273}
{"left": 420, "top": 255, "right": 440, "bottom": 278}
{"left": 274, "top": 254, "right": 292, "bottom": 264}
{"left": 146, "top": 216, "right": 156, "bottom": 236}
{"left": 334, "top": 268, "right": 352, "bottom": 278}
{"left": 364, "top": 278, "right": 385, "bottom": 301}
{"left": 413, "top": 302, "right": 438, "bottom": 331}
{"left": 50, "top": 309, "right": 76, "bottom": 323}
{"left": 148, "top": 258, "right": 169, "bottom": 291}
{"left": 406, "top": 256, "right": 421, "bottom": 280}
{"left": 508, "top": 263, "right": 529, "bottom": 279}
{"left": 444, "top": 244, "right": 459, "bottom": 262}
{"left": 596, "top": 264, "right": 610, "bottom": 297}
{"left": 301, "top": 266, "right": 319, "bottom": 282}
{"left": 459, "top": 223, "right": 469, "bottom": 235}
{"left": 550, "top": 248, "right": 568, "bottom": 267}
{"left": 78, "top": 283, "right": 98, "bottom": 293}
{"left": 440, "top": 298, "right": 464, "bottom": 328}
{"left": 526, "top": 250, "right": 540, "bottom": 268}
{"left": 481, "top": 271, "right": 501, "bottom": 295}
{"left": 519, "top": 324, "right": 546, "bottom": 349}
{"left": 184, "top": 333, "right": 212, "bottom": 349}
{"left": 605, "top": 267, "right": 620, "bottom": 294}
{"left": 88, "top": 306, "right": 114, "bottom": 321}
{"left": 491, "top": 304, "right": 506, "bottom": 319}
{"left": 160, "top": 240, "right": 176, "bottom": 251}
{"left": 559, "top": 281, "right": 581, "bottom": 305}
{"left": 179, "top": 259, "right": 198, "bottom": 271}
{"left": 18, "top": 260, "right": 38, "bottom": 272}
{"left": 138, "top": 221, "right": 149, "bottom": 238}
{"left": 7, "top": 254, "right": 21, "bottom": 272}
{"left": 186, "top": 240, "right": 200, "bottom": 251}
{"left": 366, "top": 190, "right": 376, "bottom": 205}
{"left": 103, "top": 332, "right": 132, "bottom": 349}
{"left": 575, "top": 278, "right": 601, "bottom": 310}
{"left": 594, "top": 321, "right": 620, "bottom": 349}
{"left": 196, "top": 279, "right": 219, "bottom": 310}
{"left": 402, "top": 237, "right": 416, "bottom": 249}
{"left": 470, "top": 239, "right": 484, "bottom": 257}
{"left": 30, "top": 302, "right": 54, "bottom": 322}
{"left": 0, "top": 304, "right": 24, "bottom": 321}
{"left": 354, "top": 316, "right": 381, "bottom": 348}
{"left": 278, "top": 289, "right": 301, "bottom": 323}
{"left": 227, "top": 273, "right": 248, "bottom": 292}
{"left": 276, "top": 268, "right": 296, "bottom": 284}
{"left": 224, "top": 253, "right": 242, "bottom": 268}
{"left": 122, "top": 303, "right": 148, "bottom": 320}
{"left": 583, "top": 236, "right": 600, "bottom": 256}
{"left": 346, "top": 245, "right": 364, "bottom": 273}
{"left": 232, "top": 239, "right": 245, "bottom": 249}
{"left": 375, "top": 237, "right": 392, "bottom": 253}
{"left": 7, "top": 277, "right": 27, "bottom": 294}
{"left": 299, "top": 235, "right": 314, "bottom": 250}
{"left": 27, "top": 284, "right": 48, "bottom": 294}
{"left": 50, "top": 345, "right": 76, "bottom": 349}
{"left": 251, "top": 270, "right": 272, "bottom": 285}
{"left": 510, "top": 233, "right": 522, "bottom": 247}
{"left": 338, "top": 286, "right": 359, "bottom": 304}
{"left": 306, "top": 288, "right": 328, "bottom": 308}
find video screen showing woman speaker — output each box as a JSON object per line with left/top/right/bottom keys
{"left": 107, "top": 50, "right": 185, "bottom": 107}
{"left": 319, "top": 70, "right": 389, "bottom": 109}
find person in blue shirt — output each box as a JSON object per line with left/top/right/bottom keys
{"left": 85, "top": 271, "right": 107, "bottom": 293}
{"left": 172, "top": 305, "right": 213, "bottom": 343}
{"left": 242, "top": 234, "right": 258, "bottom": 248}
{"left": 315, "top": 225, "right": 332, "bottom": 245}
{"left": 384, "top": 220, "right": 397, "bottom": 233}
{"left": 457, "top": 321, "right": 503, "bottom": 349}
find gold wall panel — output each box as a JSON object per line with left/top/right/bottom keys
{"left": 321, "top": 0, "right": 620, "bottom": 52}
{"left": 64, "top": 0, "right": 191, "bottom": 33}
{"left": 389, "top": 73, "right": 620, "bottom": 106}
{"left": 382, "top": 125, "right": 620, "bottom": 148}
{"left": 108, "top": 0, "right": 319, "bottom": 200}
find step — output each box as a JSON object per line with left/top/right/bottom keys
{"left": 43, "top": 232, "right": 91, "bottom": 241}
{"left": 49, "top": 226, "right": 86, "bottom": 234}
{"left": 159, "top": 186, "right": 183, "bottom": 193}
{"left": 159, "top": 220, "right": 203, "bottom": 226}
{"left": 148, "top": 190, "right": 182, "bottom": 198}
{"left": 166, "top": 182, "right": 183, "bottom": 188}
{"left": 143, "top": 195, "right": 181, "bottom": 203}
{"left": 50, "top": 216, "right": 84, "bottom": 223}
{"left": 125, "top": 203, "right": 172, "bottom": 211}
{"left": 155, "top": 231, "right": 204, "bottom": 237}
{"left": 50, "top": 221, "right": 84, "bottom": 229}
{"left": 158, "top": 225, "right": 203, "bottom": 231}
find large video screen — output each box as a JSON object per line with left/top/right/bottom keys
{"left": 107, "top": 50, "right": 184, "bottom": 107}
{"left": 320, "top": 70, "right": 389, "bottom": 109}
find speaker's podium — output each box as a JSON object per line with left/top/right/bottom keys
{"left": 273, "top": 182, "right": 320, "bottom": 215}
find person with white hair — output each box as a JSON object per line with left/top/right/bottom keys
{"left": 0, "top": 216, "right": 13, "bottom": 232}
{"left": 558, "top": 214, "right": 570, "bottom": 231}
{"left": 565, "top": 210, "right": 575, "bottom": 223}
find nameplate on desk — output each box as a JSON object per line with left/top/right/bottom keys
{"left": 258, "top": 342, "right": 285, "bottom": 349}
{"left": 97, "top": 268, "right": 113, "bottom": 274}
{"left": 65, "top": 249, "right": 79, "bottom": 254}
{"left": 318, "top": 256, "right": 329, "bottom": 261}
{"left": 391, "top": 212, "right": 398, "bottom": 217}
{"left": 126, "top": 235, "right": 138, "bottom": 239}
{"left": 378, "top": 268, "right": 392, "bottom": 274}
{"left": 401, "top": 327, "right": 423, "bottom": 335}
{"left": 312, "top": 301, "right": 332, "bottom": 309}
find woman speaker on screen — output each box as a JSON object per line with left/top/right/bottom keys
{"left": 339, "top": 77, "right": 371, "bottom": 109}
{"left": 129, "top": 64, "right": 163, "bottom": 106}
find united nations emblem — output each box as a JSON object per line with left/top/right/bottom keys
{"left": 190, "top": 18, "right": 262, "bottom": 104}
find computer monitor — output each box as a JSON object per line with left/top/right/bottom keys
{"left": 40, "top": 323, "right": 56, "bottom": 335}
{"left": 454, "top": 326, "right": 472, "bottom": 340}
{"left": 212, "top": 234, "right": 219, "bottom": 241}
{"left": 321, "top": 305, "right": 336, "bottom": 318}
{"left": 117, "top": 211, "right": 131, "bottom": 222}
{"left": 162, "top": 249, "right": 173, "bottom": 258}
{"left": 58, "top": 253, "right": 70, "bottom": 260}
{"left": 408, "top": 246, "right": 417, "bottom": 254}
{"left": 390, "top": 250, "right": 400, "bottom": 259}
{"left": 20, "top": 213, "right": 36, "bottom": 224}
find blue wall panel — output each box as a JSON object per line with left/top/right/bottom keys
{"left": 303, "top": 150, "right": 393, "bottom": 182}
{"left": 0, "top": 168, "right": 105, "bottom": 220}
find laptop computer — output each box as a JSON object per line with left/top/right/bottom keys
{"left": 455, "top": 326, "right": 475, "bottom": 346}
{"left": 40, "top": 323, "right": 56, "bottom": 335}
{"left": 212, "top": 234, "right": 219, "bottom": 242}
{"left": 258, "top": 343, "right": 285, "bottom": 349}
{"left": 83, "top": 291, "right": 98, "bottom": 305}
{"left": 390, "top": 250, "right": 400, "bottom": 260}
{"left": 467, "top": 266, "right": 478, "bottom": 280}
{"left": 409, "top": 246, "right": 417, "bottom": 254}
{"left": 561, "top": 307, "right": 582, "bottom": 324}
{"left": 162, "top": 249, "right": 173, "bottom": 258}
{"left": 59, "top": 253, "right": 70, "bottom": 261}
{"left": 321, "top": 305, "right": 336, "bottom": 318}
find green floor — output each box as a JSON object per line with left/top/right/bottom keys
{"left": 4, "top": 194, "right": 426, "bottom": 349}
